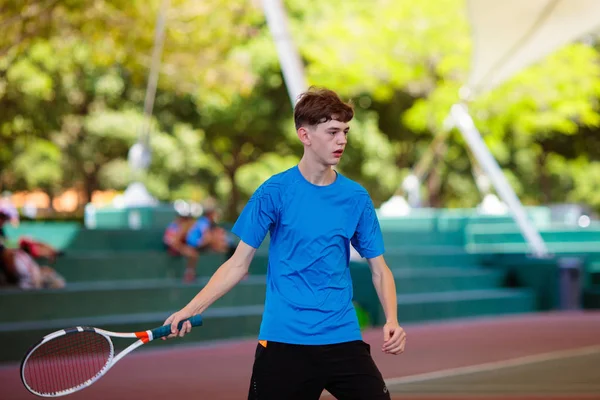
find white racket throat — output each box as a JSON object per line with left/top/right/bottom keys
{"left": 94, "top": 328, "right": 153, "bottom": 366}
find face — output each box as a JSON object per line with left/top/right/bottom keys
{"left": 298, "top": 118, "right": 349, "bottom": 166}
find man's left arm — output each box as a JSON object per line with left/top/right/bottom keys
{"left": 366, "top": 255, "right": 407, "bottom": 355}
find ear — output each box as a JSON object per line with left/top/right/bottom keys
{"left": 297, "top": 126, "right": 311, "bottom": 146}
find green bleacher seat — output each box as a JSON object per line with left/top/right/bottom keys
{"left": 392, "top": 288, "right": 536, "bottom": 323}
{"left": 0, "top": 306, "right": 264, "bottom": 364}
{"left": 51, "top": 252, "right": 269, "bottom": 282}
{"left": 0, "top": 277, "right": 266, "bottom": 324}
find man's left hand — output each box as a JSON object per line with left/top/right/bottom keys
{"left": 382, "top": 321, "right": 406, "bottom": 355}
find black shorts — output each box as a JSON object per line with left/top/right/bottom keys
{"left": 248, "top": 340, "right": 390, "bottom": 400}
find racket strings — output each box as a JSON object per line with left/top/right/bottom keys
{"left": 23, "top": 331, "right": 112, "bottom": 395}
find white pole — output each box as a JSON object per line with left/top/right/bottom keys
{"left": 140, "top": 0, "right": 169, "bottom": 150}
{"left": 122, "top": 0, "right": 169, "bottom": 208}
{"left": 261, "top": 0, "right": 308, "bottom": 105}
{"left": 449, "top": 102, "right": 549, "bottom": 258}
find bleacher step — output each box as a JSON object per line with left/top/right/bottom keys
{"left": 392, "top": 268, "right": 504, "bottom": 294}
{"left": 52, "top": 252, "right": 270, "bottom": 281}
{"left": 0, "top": 306, "right": 264, "bottom": 364}
{"left": 388, "top": 289, "right": 536, "bottom": 323}
{"left": 0, "top": 278, "right": 267, "bottom": 323}
{"left": 383, "top": 250, "right": 480, "bottom": 268}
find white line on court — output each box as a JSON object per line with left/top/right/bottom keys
{"left": 384, "top": 344, "right": 600, "bottom": 387}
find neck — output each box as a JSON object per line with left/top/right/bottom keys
{"left": 298, "top": 156, "right": 336, "bottom": 186}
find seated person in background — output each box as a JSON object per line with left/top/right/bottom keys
{"left": 0, "top": 206, "right": 64, "bottom": 264}
{"left": 164, "top": 204, "right": 199, "bottom": 282}
{"left": 184, "top": 198, "right": 236, "bottom": 282}
{"left": 0, "top": 243, "right": 8, "bottom": 286}
{"left": 0, "top": 204, "right": 65, "bottom": 289}
{"left": 0, "top": 244, "right": 65, "bottom": 290}
{"left": 1, "top": 209, "right": 64, "bottom": 265}
{"left": 0, "top": 211, "right": 10, "bottom": 246}
{"left": 0, "top": 192, "right": 19, "bottom": 228}
{"left": 18, "top": 237, "right": 64, "bottom": 265}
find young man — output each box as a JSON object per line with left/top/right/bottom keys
{"left": 163, "top": 87, "right": 406, "bottom": 399}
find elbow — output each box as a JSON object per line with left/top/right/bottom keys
{"left": 239, "top": 260, "right": 251, "bottom": 274}
{"left": 371, "top": 269, "right": 385, "bottom": 287}
{"left": 228, "top": 253, "right": 251, "bottom": 275}
{"left": 371, "top": 269, "right": 383, "bottom": 282}
{"left": 371, "top": 265, "right": 392, "bottom": 283}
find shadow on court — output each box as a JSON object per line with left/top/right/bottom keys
{"left": 1, "top": 311, "right": 600, "bottom": 400}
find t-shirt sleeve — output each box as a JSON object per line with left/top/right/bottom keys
{"left": 351, "top": 196, "right": 385, "bottom": 259}
{"left": 232, "top": 183, "right": 279, "bottom": 249}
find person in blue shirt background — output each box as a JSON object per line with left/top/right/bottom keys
{"left": 163, "top": 205, "right": 199, "bottom": 283}
{"left": 163, "top": 87, "right": 406, "bottom": 400}
{"left": 183, "top": 198, "right": 236, "bottom": 281}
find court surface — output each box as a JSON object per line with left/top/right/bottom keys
{"left": 383, "top": 346, "right": 600, "bottom": 398}
{"left": 2, "top": 311, "right": 599, "bottom": 399}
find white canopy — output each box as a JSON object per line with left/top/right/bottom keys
{"left": 466, "top": 0, "right": 600, "bottom": 97}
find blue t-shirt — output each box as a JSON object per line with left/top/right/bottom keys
{"left": 185, "top": 217, "right": 211, "bottom": 247}
{"left": 232, "top": 166, "right": 385, "bottom": 345}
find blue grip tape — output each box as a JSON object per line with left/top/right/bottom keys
{"left": 151, "top": 314, "right": 203, "bottom": 339}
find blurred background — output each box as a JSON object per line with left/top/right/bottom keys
{"left": 1, "top": 0, "right": 600, "bottom": 399}
{"left": 1, "top": 0, "right": 600, "bottom": 221}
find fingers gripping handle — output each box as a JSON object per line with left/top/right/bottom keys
{"left": 151, "top": 314, "right": 203, "bottom": 339}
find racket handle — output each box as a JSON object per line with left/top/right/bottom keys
{"left": 151, "top": 314, "right": 203, "bottom": 339}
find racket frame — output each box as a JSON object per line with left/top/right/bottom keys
{"left": 21, "top": 315, "right": 202, "bottom": 398}
{"left": 21, "top": 327, "right": 148, "bottom": 397}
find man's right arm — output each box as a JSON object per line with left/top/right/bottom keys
{"left": 166, "top": 181, "right": 278, "bottom": 337}
{"left": 163, "top": 240, "right": 257, "bottom": 337}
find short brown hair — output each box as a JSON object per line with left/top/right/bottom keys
{"left": 294, "top": 87, "right": 354, "bottom": 130}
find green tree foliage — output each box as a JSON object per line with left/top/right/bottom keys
{"left": 1, "top": 0, "right": 600, "bottom": 218}
{"left": 11, "top": 138, "right": 63, "bottom": 200}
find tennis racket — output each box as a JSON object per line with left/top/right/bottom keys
{"left": 20, "top": 314, "right": 203, "bottom": 397}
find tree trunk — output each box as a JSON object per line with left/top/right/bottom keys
{"left": 427, "top": 165, "right": 443, "bottom": 208}
{"left": 225, "top": 167, "right": 240, "bottom": 222}
{"left": 83, "top": 173, "right": 98, "bottom": 205}
{"left": 538, "top": 152, "right": 551, "bottom": 204}
{"left": 47, "top": 190, "right": 55, "bottom": 212}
